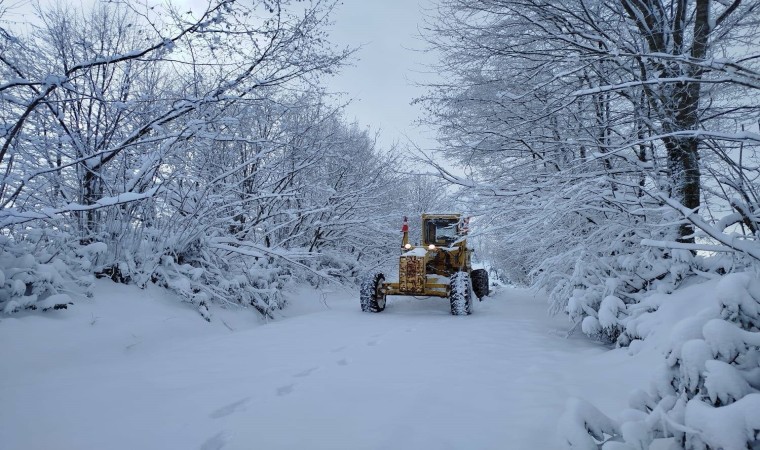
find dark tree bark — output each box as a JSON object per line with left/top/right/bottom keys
{"left": 621, "top": 0, "right": 722, "bottom": 243}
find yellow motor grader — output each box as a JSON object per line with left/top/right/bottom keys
{"left": 360, "top": 214, "right": 489, "bottom": 315}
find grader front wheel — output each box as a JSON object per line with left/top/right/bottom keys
{"left": 449, "top": 271, "right": 473, "bottom": 315}
{"left": 360, "top": 272, "right": 387, "bottom": 312}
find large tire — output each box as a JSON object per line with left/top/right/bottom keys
{"left": 471, "top": 268, "right": 489, "bottom": 300}
{"left": 360, "top": 272, "right": 386, "bottom": 313}
{"left": 449, "top": 271, "right": 473, "bottom": 315}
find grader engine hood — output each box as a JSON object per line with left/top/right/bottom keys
{"left": 399, "top": 247, "right": 427, "bottom": 294}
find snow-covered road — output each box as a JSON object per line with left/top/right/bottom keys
{"left": 1, "top": 283, "right": 654, "bottom": 449}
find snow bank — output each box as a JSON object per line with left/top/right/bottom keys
{"left": 559, "top": 273, "right": 760, "bottom": 449}
{"left": 558, "top": 398, "right": 621, "bottom": 449}
{"left": 1, "top": 282, "right": 637, "bottom": 450}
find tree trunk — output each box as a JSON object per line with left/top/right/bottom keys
{"left": 669, "top": 0, "right": 710, "bottom": 244}
{"left": 664, "top": 136, "right": 700, "bottom": 243}
{"left": 622, "top": 0, "right": 711, "bottom": 244}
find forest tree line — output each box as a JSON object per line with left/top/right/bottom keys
{"left": 0, "top": 0, "right": 447, "bottom": 317}
{"left": 419, "top": 0, "right": 760, "bottom": 341}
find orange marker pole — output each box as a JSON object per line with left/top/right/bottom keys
{"left": 401, "top": 216, "right": 409, "bottom": 248}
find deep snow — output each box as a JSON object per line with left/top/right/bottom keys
{"left": 1, "top": 281, "right": 660, "bottom": 450}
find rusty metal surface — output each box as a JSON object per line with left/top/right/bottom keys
{"left": 399, "top": 255, "right": 425, "bottom": 294}
{"left": 384, "top": 277, "right": 449, "bottom": 297}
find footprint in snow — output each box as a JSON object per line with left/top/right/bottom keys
{"left": 276, "top": 383, "right": 295, "bottom": 396}
{"left": 293, "top": 367, "right": 319, "bottom": 378}
{"left": 209, "top": 397, "right": 250, "bottom": 419}
{"left": 331, "top": 346, "right": 347, "bottom": 353}
{"left": 367, "top": 339, "right": 379, "bottom": 346}
{"left": 336, "top": 358, "right": 348, "bottom": 366}
{"left": 200, "top": 431, "right": 226, "bottom": 450}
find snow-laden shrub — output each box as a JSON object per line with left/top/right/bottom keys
{"left": 302, "top": 251, "right": 361, "bottom": 287}
{"left": 116, "top": 232, "right": 291, "bottom": 322}
{"left": 537, "top": 230, "right": 697, "bottom": 344}
{"left": 0, "top": 219, "right": 295, "bottom": 321}
{"left": 559, "top": 273, "right": 760, "bottom": 449}
{"left": 0, "top": 233, "right": 97, "bottom": 315}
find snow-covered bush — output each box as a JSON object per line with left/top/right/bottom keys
{"left": 150, "top": 241, "right": 289, "bottom": 321}
{"left": 515, "top": 193, "right": 700, "bottom": 345}
{"left": 560, "top": 273, "right": 760, "bottom": 449}
{"left": 562, "top": 246, "right": 698, "bottom": 344}
{"left": 0, "top": 233, "right": 97, "bottom": 314}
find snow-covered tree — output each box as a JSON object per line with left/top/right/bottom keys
{"left": 419, "top": 0, "right": 760, "bottom": 341}
{"left": 0, "top": 0, "right": 402, "bottom": 317}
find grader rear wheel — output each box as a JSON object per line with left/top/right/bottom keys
{"left": 471, "top": 268, "right": 489, "bottom": 300}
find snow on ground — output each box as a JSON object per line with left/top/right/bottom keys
{"left": 1, "top": 281, "right": 660, "bottom": 450}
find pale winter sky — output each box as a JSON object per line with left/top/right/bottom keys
{"left": 170, "top": 0, "right": 441, "bottom": 149}
{"left": 9, "top": 0, "right": 439, "bottom": 151}
{"left": 324, "top": 0, "right": 440, "bottom": 151}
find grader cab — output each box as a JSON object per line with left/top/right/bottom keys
{"left": 360, "top": 214, "right": 489, "bottom": 315}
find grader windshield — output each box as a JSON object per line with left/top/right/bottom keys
{"left": 424, "top": 217, "right": 461, "bottom": 246}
